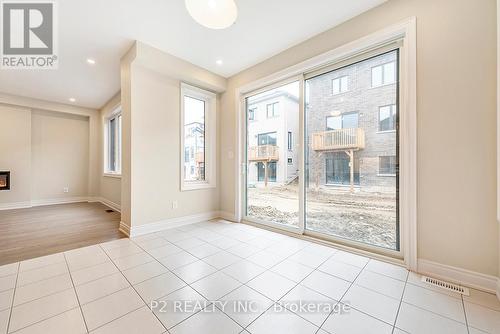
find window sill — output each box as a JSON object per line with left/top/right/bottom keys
{"left": 370, "top": 82, "right": 396, "bottom": 89}
{"left": 331, "top": 91, "right": 349, "bottom": 96}
{"left": 181, "top": 181, "right": 216, "bottom": 191}
{"left": 376, "top": 130, "right": 396, "bottom": 134}
{"left": 377, "top": 173, "right": 396, "bottom": 177}
{"left": 103, "top": 173, "right": 122, "bottom": 179}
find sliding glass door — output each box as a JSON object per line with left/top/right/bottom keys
{"left": 305, "top": 50, "right": 399, "bottom": 251}
{"left": 243, "top": 48, "right": 401, "bottom": 254}
{"left": 244, "top": 81, "right": 301, "bottom": 230}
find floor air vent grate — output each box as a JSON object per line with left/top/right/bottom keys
{"left": 421, "top": 276, "right": 470, "bottom": 296}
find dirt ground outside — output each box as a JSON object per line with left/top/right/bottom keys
{"left": 247, "top": 183, "right": 398, "bottom": 250}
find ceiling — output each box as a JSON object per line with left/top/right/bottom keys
{"left": 0, "top": 0, "right": 385, "bottom": 109}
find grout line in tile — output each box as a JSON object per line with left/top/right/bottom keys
{"left": 10, "top": 285, "right": 75, "bottom": 309}
{"left": 99, "top": 242, "right": 170, "bottom": 332}
{"left": 240, "top": 244, "right": 336, "bottom": 332}
{"left": 63, "top": 251, "right": 90, "bottom": 333}
{"left": 8, "top": 306, "right": 83, "bottom": 334}
{"left": 131, "top": 227, "right": 277, "bottom": 331}
{"left": 16, "top": 259, "right": 66, "bottom": 275}
{"left": 390, "top": 271, "right": 408, "bottom": 334}
{"left": 315, "top": 256, "right": 371, "bottom": 333}
{"left": 5, "top": 262, "right": 20, "bottom": 334}
{"left": 85, "top": 303, "right": 146, "bottom": 333}
{"left": 398, "top": 299, "right": 470, "bottom": 326}
{"left": 461, "top": 296, "right": 470, "bottom": 334}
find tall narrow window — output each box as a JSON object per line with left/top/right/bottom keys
{"left": 379, "top": 104, "right": 397, "bottom": 131}
{"left": 266, "top": 102, "right": 279, "bottom": 118}
{"left": 288, "top": 131, "right": 292, "bottom": 150}
{"left": 181, "top": 83, "right": 217, "bottom": 190}
{"left": 183, "top": 96, "right": 205, "bottom": 182}
{"left": 105, "top": 111, "right": 122, "bottom": 175}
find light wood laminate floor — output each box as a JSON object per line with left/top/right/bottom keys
{"left": 0, "top": 202, "right": 125, "bottom": 265}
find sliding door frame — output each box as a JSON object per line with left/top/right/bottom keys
{"left": 234, "top": 18, "right": 417, "bottom": 270}
{"left": 240, "top": 75, "right": 305, "bottom": 235}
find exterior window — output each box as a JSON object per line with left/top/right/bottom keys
{"left": 183, "top": 96, "right": 205, "bottom": 182}
{"left": 332, "top": 76, "right": 349, "bottom": 94}
{"left": 266, "top": 102, "right": 279, "bottom": 118}
{"left": 288, "top": 131, "right": 292, "bottom": 150}
{"left": 379, "top": 105, "right": 397, "bottom": 131}
{"left": 181, "top": 83, "right": 217, "bottom": 191}
{"left": 257, "top": 162, "right": 277, "bottom": 182}
{"left": 326, "top": 112, "right": 359, "bottom": 130}
{"left": 248, "top": 108, "right": 256, "bottom": 121}
{"left": 288, "top": 158, "right": 293, "bottom": 164}
{"left": 257, "top": 132, "right": 277, "bottom": 146}
{"left": 326, "top": 153, "right": 360, "bottom": 185}
{"left": 105, "top": 111, "right": 122, "bottom": 175}
{"left": 371, "top": 62, "right": 396, "bottom": 87}
{"left": 379, "top": 156, "right": 397, "bottom": 175}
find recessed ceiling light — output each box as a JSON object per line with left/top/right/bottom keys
{"left": 216, "top": 59, "right": 223, "bottom": 65}
{"left": 185, "top": 0, "right": 238, "bottom": 29}
{"left": 69, "top": 98, "right": 76, "bottom": 103}
{"left": 86, "top": 58, "right": 96, "bottom": 65}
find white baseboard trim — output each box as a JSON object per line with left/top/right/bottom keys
{"left": 31, "top": 197, "right": 90, "bottom": 207}
{"left": 217, "top": 211, "right": 238, "bottom": 222}
{"left": 0, "top": 201, "right": 32, "bottom": 210}
{"left": 418, "top": 259, "right": 499, "bottom": 294}
{"left": 89, "top": 197, "right": 121, "bottom": 212}
{"left": 128, "top": 211, "right": 221, "bottom": 237}
{"left": 0, "top": 196, "right": 122, "bottom": 212}
{"left": 119, "top": 221, "right": 131, "bottom": 237}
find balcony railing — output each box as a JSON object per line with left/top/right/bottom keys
{"left": 195, "top": 152, "right": 204, "bottom": 163}
{"left": 311, "top": 128, "right": 365, "bottom": 151}
{"left": 248, "top": 145, "right": 279, "bottom": 161}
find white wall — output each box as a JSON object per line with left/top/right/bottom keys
{"left": 31, "top": 110, "right": 89, "bottom": 202}
{"left": 120, "top": 42, "right": 226, "bottom": 232}
{"left": 0, "top": 105, "right": 31, "bottom": 206}
{"left": 220, "top": 0, "right": 498, "bottom": 278}
{"left": 0, "top": 94, "right": 100, "bottom": 208}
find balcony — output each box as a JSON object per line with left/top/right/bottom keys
{"left": 311, "top": 128, "right": 365, "bottom": 151}
{"left": 195, "top": 152, "right": 204, "bottom": 163}
{"left": 248, "top": 145, "right": 279, "bottom": 161}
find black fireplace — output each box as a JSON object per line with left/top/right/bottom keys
{"left": 0, "top": 171, "right": 10, "bottom": 190}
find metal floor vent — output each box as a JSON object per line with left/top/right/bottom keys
{"left": 421, "top": 276, "right": 470, "bottom": 296}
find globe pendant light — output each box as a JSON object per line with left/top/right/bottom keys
{"left": 185, "top": 0, "right": 238, "bottom": 29}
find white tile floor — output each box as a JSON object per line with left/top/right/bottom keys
{"left": 0, "top": 219, "right": 499, "bottom": 334}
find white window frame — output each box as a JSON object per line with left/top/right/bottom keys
{"left": 332, "top": 75, "right": 349, "bottom": 95}
{"left": 234, "top": 18, "right": 416, "bottom": 270}
{"left": 180, "top": 83, "right": 217, "bottom": 191}
{"left": 371, "top": 61, "right": 396, "bottom": 87}
{"left": 266, "top": 102, "right": 279, "bottom": 118}
{"left": 104, "top": 107, "right": 122, "bottom": 177}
